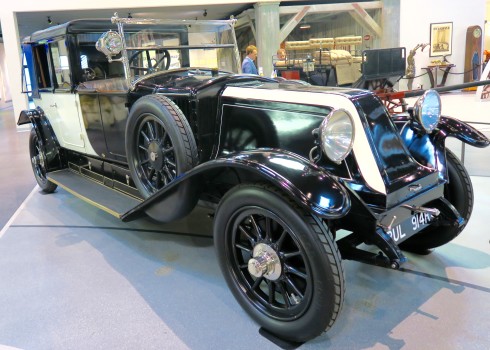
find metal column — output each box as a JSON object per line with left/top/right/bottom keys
{"left": 381, "top": 0, "right": 401, "bottom": 49}
{"left": 254, "top": 2, "right": 280, "bottom": 78}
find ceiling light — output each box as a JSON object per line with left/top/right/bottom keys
{"left": 127, "top": 13, "right": 132, "bottom": 19}
{"left": 203, "top": 9, "right": 208, "bottom": 17}
{"left": 299, "top": 18, "right": 310, "bottom": 30}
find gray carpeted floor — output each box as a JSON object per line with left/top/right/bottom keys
{"left": 0, "top": 96, "right": 489, "bottom": 349}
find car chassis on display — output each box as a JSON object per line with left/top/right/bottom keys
{"left": 18, "top": 14, "right": 489, "bottom": 343}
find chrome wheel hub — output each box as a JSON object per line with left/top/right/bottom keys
{"left": 147, "top": 142, "right": 163, "bottom": 169}
{"left": 149, "top": 151, "right": 158, "bottom": 162}
{"left": 32, "top": 152, "right": 44, "bottom": 167}
{"left": 247, "top": 243, "right": 281, "bottom": 280}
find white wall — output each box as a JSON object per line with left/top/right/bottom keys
{"left": 485, "top": 2, "right": 490, "bottom": 50}
{"left": 0, "top": 44, "right": 11, "bottom": 103}
{"left": 399, "top": 0, "right": 486, "bottom": 91}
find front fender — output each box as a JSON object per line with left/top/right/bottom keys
{"left": 438, "top": 116, "right": 489, "bottom": 147}
{"left": 122, "top": 149, "right": 351, "bottom": 222}
{"left": 216, "top": 149, "right": 351, "bottom": 218}
{"left": 396, "top": 115, "right": 489, "bottom": 180}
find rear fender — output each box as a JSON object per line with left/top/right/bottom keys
{"left": 396, "top": 115, "right": 489, "bottom": 180}
{"left": 122, "top": 149, "right": 351, "bottom": 222}
{"left": 18, "top": 107, "right": 63, "bottom": 172}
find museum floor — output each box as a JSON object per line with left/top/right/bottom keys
{"left": 0, "top": 93, "right": 489, "bottom": 349}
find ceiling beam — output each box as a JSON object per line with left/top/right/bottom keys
{"left": 279, "top": 6, "right": 310, "bottom": 43}
{"left": 278, "top": 1, "right": 382, "bottom": 15}
{"left": 236, "top": 1, "right": 383, "bottom": 38}
{"left": 246, "top": 13, "right": 256, "bottom": 41}
{"left": 349, "top": 2, "right": 382, "bottom": 37}
{"left": 235, "top": 8, "right": 254, "bottom": 28}
{"left": 238, "top": 1, "right": 382, "bottom": 23}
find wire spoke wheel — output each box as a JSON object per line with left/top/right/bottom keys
{"left": 126, "top": 95, "right": 197, "bottom": 202}
{"left": 32, "top": 140, "right": 47, "bottom": 180}
{"left": 135, "top": 114, "right": 177, "bottom": 194}
{"left": 365, "top": 78, "right": 407, "bottom": 114}
{"left": 383, "top": 96, "right": 407, "bottom": 114}
{"left": 214, "top": 184, "right": 345, "bottom": 342}
{"left": 230, "top": 209, "right": 312, "bottom": 319}
{"left": 29, "top": 129, "right": 57, "bottom": 193}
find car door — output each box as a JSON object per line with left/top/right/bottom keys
{"left": 32, "top": 38, "right": 97, "bottom": 156}
{"left": 76, "top": 39, "right": 129, "bottom": 162}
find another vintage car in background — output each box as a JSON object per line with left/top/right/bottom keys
{"left": 19, "top": 14, "right": 489, "bottom": 343}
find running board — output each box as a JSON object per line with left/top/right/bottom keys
{"left": 47, "top": 169, "right": 142, "bottom": 219}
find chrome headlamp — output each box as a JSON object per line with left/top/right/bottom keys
{"left": 96, "top": 31, "right": 124, "bottom": 57}
{"left": 319, "top": 109, "right": 355, "bottom": 163}
{"left": 413, "top": 89, "right": 441, "bottom": 133}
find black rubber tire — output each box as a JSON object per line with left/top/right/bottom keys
{"left": 29, "top": 129, "right": 57, "bottom": 193}
{"left": 214, "top": 184, "right": 345, "bottom": 343}
{"left": 126, "top": 95, "right": 197, "bottom": 198}
{"left": 400, "top": 149, "right": 473, "bottom": 252}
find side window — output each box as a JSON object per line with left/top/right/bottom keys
{"left": 50, "top": 40, "right": 71, "bottom": 90}
{"left": 32, "top": 44, "right": 51, "bottom": 90}
{"left": 77, "top": 33, "right": 127, "bottom": 82}
{"left": 31, "top": 38, "right": 71, "bottom": 91}
{"left": 21, "top": 52, "right": 32, "bottom": 95}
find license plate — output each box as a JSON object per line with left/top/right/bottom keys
{"left": 386, "top": 212, "right": 434, "bottom": 244}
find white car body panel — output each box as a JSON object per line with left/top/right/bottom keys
{"left": 35, "top": 92, "right": 98, "bottom": 156}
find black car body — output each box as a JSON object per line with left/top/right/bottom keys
{"left": 18, "top": 14, "right": 489, "bottom": 343}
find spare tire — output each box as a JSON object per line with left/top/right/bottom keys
{"left": 126, "top": 95, "right": 198, "bottom": 199}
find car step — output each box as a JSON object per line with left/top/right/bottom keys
{"left": 47, "top": 169, "right": 142, "bottom": 219}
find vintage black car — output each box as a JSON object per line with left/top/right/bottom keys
{"left": 18, "top": 14, "right": 489, "bottom": 343}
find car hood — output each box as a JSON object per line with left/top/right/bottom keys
{"left": 134, "top": 69, "right": 367, "bottom": 97}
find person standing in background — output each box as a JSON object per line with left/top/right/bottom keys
{"left": 272, "top": 48, "right": 287, "bottom": 78}
{"left": 276, "top": 48, "right": 286, "bottom": 61}
{"left": 242, "top": 45, "right": 258, "bottom": 74}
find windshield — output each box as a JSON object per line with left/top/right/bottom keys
{"left": 95, "top": 15, "right": 240, "bottom": 83}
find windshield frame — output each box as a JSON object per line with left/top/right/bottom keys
{"left": 106, "top": 13, "right": 241, "bottom": 88}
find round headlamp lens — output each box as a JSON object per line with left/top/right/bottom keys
{"left": 319, "top": 109, "right": 355, "bottom": 163}
{"left": 96, "top": 31, "right": 123, "bottom": 56}
{"left": 414, "top": 89, "right": 441, "bottom": 133}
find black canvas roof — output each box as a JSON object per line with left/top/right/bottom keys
{"left": 25, "top": 19, "right": 117, "bottom": 43}
{"left": 23, "top": 18, "right": 222, "bottom": 43}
